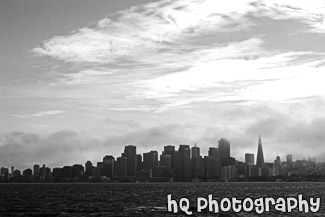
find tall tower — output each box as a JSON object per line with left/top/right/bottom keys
{"left": 218, "top": 138, "right": 230, "bottom": 159}
{"left": 123, "top": 145, "right": 137, "bottom": 176}
{"left": 192, "top": 143, "right": 200, "bottom": 159}
{"left": 256, "top": 135, "right": 264, "bottom": 168}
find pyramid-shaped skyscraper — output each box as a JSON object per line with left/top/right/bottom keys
{"left": 256, "top": 135, "right": 264, "bottom": 168}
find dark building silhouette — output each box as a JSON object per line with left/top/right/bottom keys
{"left": 123, "top": 145, "right": 137, "bottom": 177}
{"left": 72, "top": 164, "right": 84, "bottom": 179}
{"left": 160, "top": 155, "right": 171, "bottom": 170}
{"left": 192, "top": 144, "right": 200, "bottom": 158}
{"left": 221, "top": 157, "right": 236, "bottom": 167}
{"left": 174, "top": 145, "right": 191, "bottom": 181}
{"left": 208, "top": 147, "right": 220, "bottom": 159}
{"left": 33, "top": 164, "right": 40, "bottom": 176}
{"left": 136, "top": 154, "right": 143, "bottom": 172}
{"left": 102, "top": 155, "right": 115, "bottom": 178}
{"left": 143, "top": 151, "right": 158, "bottom": 177}
{"left": 85, "top": 161, "right": 93, "bottom": 176}
{"left": 52, "top": 168, "right": 62, "bottom": 182}
{"left": 116, "top": 156, "right": 127, "bottom": 177}
{"left": 23, "top": 168, "right": 32, "bottom": 182}
{"left": 163, "top": 145, "right": 175, "bottom": 169}
{"left": 286, "top": 154, "right": 293, "bottom": 169}
{"left": 208, "top": 147, "right": 221, "bottom": 177}
{"left": 204, "top": 156, "right": 218, "bottom": 179}
{"left": 191, "top": 145, "right": 204, "bottom": 179}
{"left": 91, "top": 166, "right": 100, "bottom": 177}
{"left": 256, "top": 135, "right": 264, "bottom": 168}
{"left": 218, "top": 138, "right": 230, "bottom": 159}
{"left": 61, "top": 166, "right": 72, "bottom": 181}
{"left": 245, "top": 153, "right": 254, "bottom": 166}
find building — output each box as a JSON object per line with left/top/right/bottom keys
{"left": 136, "top": 154, "right": 143, "bottom": 172}
{"left": 286, "top": 154, "right": 293, "bottom": 170}
{"left": 33, "top": 164, "right": 40, "bottom": 176}
{"left": 218, "top": 138, "right": 230, "bottom": 160}
{"left": 116, "top": 156, "right": 127, "bottom": 177}
{"left": 85, "top": 161, "right": 93, "bottom": 176}
{"left": 245, "top": 153, "right": 254, "bottom": 166}
{"left": 191, "top": 144, "right": 204, "bottom": 179}
{"left": 221, "top": 166, "right": 236, "bottom": 181}
{"left": 208, "top": 147, "right": 220, "bottom": 160}
{"left": 143, "top": 151, "right": 159, "bottom": 177}
{"left": 175, "top": 145, "right": 191, "bottom": 181}
{"left": 256, "top": 135, "right": 264, "bottom": 168}
{"left": 163, "top": 145, "right": 175, "bottom": 169}
{"left": 192, "top": 144, "right": 200, "bottom": 158}
{"left": 102, "top": 155, "right": 115, "bottom": 178}
{"left": 123, "top": 145, "right": 137, "bottom": 177}
{"left": 204, "top": 156, "right": 219, "bottom": 179}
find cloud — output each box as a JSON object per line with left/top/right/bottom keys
{"left": 32, "top": 0, "right": 325, "bottom": 65}
{"left": 2, "top": 111, "right": 325, "bottom": 170}
{"left": 13, "top": 110, "right": 66, "bottom": 119}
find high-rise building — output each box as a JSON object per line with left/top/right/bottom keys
{"left": 191, "top": 144, "right": 204, "bottom": 179}
{"left": 163, "top": 145, "right": 175, "bottom": 169}
{"left": 102, "top": 155, "right": 115, "bottom": 178}
{"left": 116, "top": 156, "right": 127, "bottom": 177}
{"left": 136, "top": 154, "right": 143, "bottom": 172}
{"left": 72, "top": 164, "right": 84, "bottom": 178}
{"left": 207, "top": 147, "right": 221, "bottom": 177}
{"left": 143, "top": 151, "right": 159, "bottom": 177}
{"left": 33, "top": 164, "right": 40, "bottom": 176}
{"left": 23, "top": 168, "right": 33, "bottom": 182}
{"left": 192, "top": 144, "right": 200, "bottom": 159}
{"left": 221, "top": 165, "right": 236, "bottom": 181}
{"left": 175, "top": 145, "right": 191, "bottom": 181}
{"left": 286, "top": 154, "right": 293, "bottom": 164}
{"left": 208, "top": 147, "right": 220, "bottom": 160}
{"left": 85, "top": 161, "right": 93, "bottom": 176}
{"left": 274, "top": 156, "right": 281, "bottom": 166}
{"left": 52, "top": 168, "right": 62, "bottom": 182}
{"left": 256, "top": 135, "right": 264, "bottom": 168}
{"left": 160, "top": 154, "right": 172, "bottom": 170}
{"left": 218, "top": 138, "right": 230, "bottom": 159}
{"left": 123, "top": 145, "right": 137, "bottom": 177}
{"left": 245, "top": 153, "right": 254, "bottom": 166}
{"left": 204, "top": 156, "right": 218, "bottom": 179}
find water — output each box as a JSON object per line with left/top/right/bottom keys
{"left": 0, "top": 182, "right": 324, "bottom": 216}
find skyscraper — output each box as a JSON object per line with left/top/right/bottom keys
{"left": 208, "top": 147, "right": 220, "bottom": 160}
{"left": 163, "top": 145, "right": 175, "bottom": 169}
{"left": 218, "top": 138, "right": 230, "bottom": 159}
{"left": 192, "top": 144, "right": 200, "bottom": 159}
{"left": 33, "top": 164, "right": 40, "bottom": 176}
{"left": 256, "top": 135, "right": 264, "bottom": 168}
{"left": 286, "top": 154, "right": 293, "bottom": 170}
{"left": 102, "top": 155, "right": 115, "bottom": 178}
{"left": 143, "top": 151, "right": 159, "bottom": 177}
{"left": 245, "top": 153, "right": 254, "bottom": 166}
{"left": 123, "top": 145, "right": 137, "bottom": 177}
{"left": 191, "top": 144, "right": 204, "bottom": 179}
{"left": 116, "top": 156, "right": 127, "bottom": 177}
{"left": 175, "top": 145, "right": 191, "bottom": 181}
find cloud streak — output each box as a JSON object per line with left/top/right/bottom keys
{"left": 13, "top": 110, "right": 66, "bottom": 119}
{"left": 32, "top": 0, "right": 325, "bottom": 65}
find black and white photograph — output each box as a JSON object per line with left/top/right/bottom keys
{"left": 1, "top": 0, "right": 325, "bottom": 216}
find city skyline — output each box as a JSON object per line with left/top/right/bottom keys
{"left": 0, "top": 135, "right": 319, "bottom": 172}
{"left": 1, "top": 135, "right": 323, "bottom": 183}
{"left": 1, "top": 0, "right": 325, "bottom": 169}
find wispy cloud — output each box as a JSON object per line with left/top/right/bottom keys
{"left": 32, "top": 0, "right": 325, "bottom": 65}
{"left": 28, "top": 0, "right": 325, "bottom": 114}
{"left": 13, "top": 110, "right": 66, "bottom": 119}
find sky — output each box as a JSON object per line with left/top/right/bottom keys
{"left": 1, "top": 0, "right": 325, "bottom": 169}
